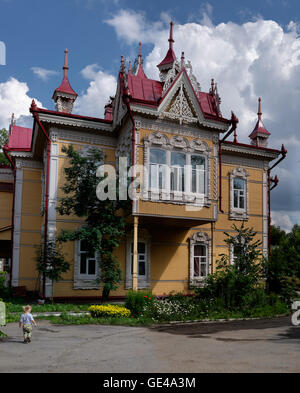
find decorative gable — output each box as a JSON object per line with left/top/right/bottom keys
{"left": 158, "top": 71, "right": 204, "bottom": 126}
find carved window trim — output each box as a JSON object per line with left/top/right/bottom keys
{"left": 189, "top": 232, "right": 211, "bottom": 288}
{"left": 143, "top": 131, "right": 211, "bottom": 206}
{"left": 229, "top": 167, "right": 249, "bottom": 221}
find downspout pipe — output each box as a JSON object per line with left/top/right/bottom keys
{"left": 30, "top": 101, "right": 51, "bottom": 299}
{"left": 267, "top": 144, "right": 287, "bottom": 255}
{"left": 3, "top": 145, "right": 16, "bottom": 288}
{"left": 219, "top": 112, "right": 239, "bottom": 213}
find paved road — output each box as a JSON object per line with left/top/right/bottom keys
{"left": 0, "top": 317, "right": 299, "bottom": 373}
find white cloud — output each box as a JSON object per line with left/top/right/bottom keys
{"left": 31, "top": 67, "right": 59, "bottom": 81}
{"left": 80, "top": 64, "right": 101, "bottom": 80}
{"left": 102, "top": 10, "right": 300, "bottom": 228}
{"left": 74, "top": 67, "right": 117, "bottom": 117}
{"left": 0, "top": 77, "right": 42, "bottom": 129}
{"left": 271, "top": 210, "right": 300, "bottom": 232}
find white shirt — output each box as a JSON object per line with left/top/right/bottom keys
{"left": 20, "top": 313, "right": 34, "bottom": 325}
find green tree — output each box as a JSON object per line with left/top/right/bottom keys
{"left": 35, "top": 240, "right": 70, "bottom": 303}
{"left": 195, "top": 223, "right": 263, "bottom": 310}
{"left": 270, "top": 224, "right": 286, "bottom": 247}
{"left": 0, "top": 128, "right": 9, "bottom": 165}
{"left": 57, "top": 145, "right": 129, "bottom": 301}
{"left": 264, "top": 224, "right": 300, "bottom": 302}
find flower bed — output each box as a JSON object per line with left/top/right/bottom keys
{"left": 88, "top": 304, "right": 131, "bottom": 318}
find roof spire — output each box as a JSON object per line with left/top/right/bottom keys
{"left": 210, "top": 78, "right": 215, "bottom": 94}
{"left": 52, "top": 48, "right": 77, "bottom": 113}
{"left": 63, "top": 48, "right": 69, "bottom": 79}
{"left": 157, "top": 21, "right": 177, "bottom": 78}
{"left": 249, "top": 97, "right": 271, "bottom": 147}
{"left": 133, "top": 42, "right": 147, "bottom": 79}
{"left": 168, "top": 21, "right": 174, "bottom": 50}
{"left": 257, "top": 96, "right": 262, "bottom": 121}
{"left": 181, "top": 51, "right": 185, "bottom": 68}
{"left": 128, "top": 60, "right": 132, "bottom": 74}
{"left": 138, "top": 42, "right": 142, "bottom": 65}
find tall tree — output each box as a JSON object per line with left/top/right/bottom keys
{"left": 57, "top": 145, "right": 130, "bottom": 301}
{"left": 264, "top": 224, "right": 300, "bottom": 301}
{"left": 0, "top": 128, "right": 9, "bottom": 165}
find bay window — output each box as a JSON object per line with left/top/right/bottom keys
{"left": 148, "top": 148, "right": 207, "bottom": 197}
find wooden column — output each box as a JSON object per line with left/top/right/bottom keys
{"left": 132, "top": 216, "right": 139, "bottom": 290}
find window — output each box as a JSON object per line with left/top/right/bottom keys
{"left": 130, "top": 242, "right": 146, "bottom": 276}
{"left": 193, "top": 244, "right": 208, "bottom": 278}
{"left": 149, "top": 148, "right": 206, "bottom": 195}
{"left": 79, "top": 239, "right": 97, "bottom": 278}
{"left": 144, "top": 133, "right": 211, "bottom": 205}
{"left": 229, "top": 167, "right": 249, "bottom": 220}
{"left": 189, "top": 232, "right": 211, "bottom": 287}
{"left": 149, "top": 148, "right": 166, "bottom": 190}
{"left": 191, "top": 155, "right": 205, "bottom": 194}
{"left": 170, "top": 152, "right": 186, "bottom": 192}
{"left": 233, "top": 178, "right": 245, "bottom": 209}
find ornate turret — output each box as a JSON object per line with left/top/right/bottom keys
{"left": 249, "top": 97, "right": 271, "bottom": 147}
{"left": 52, "top": 49, "right": 78, "bottom": 113}
{"left": 157, "top": 21, "right": 177, "bottom": 80}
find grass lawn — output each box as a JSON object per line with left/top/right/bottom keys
{"left": 3, "top": 297, "right": 289, "bottom": 326}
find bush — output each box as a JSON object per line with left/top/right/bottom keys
{"left": 125, "top": 290, "right": 154, "bottom": 317}
{"left": 88, "top": 304, "right": 131, "bottom": 318}
{"left": 0, "top": 272, "right": 10, "bottom": 300}
{"left": 150, "top": 297, "right": 197, "bottom": 322}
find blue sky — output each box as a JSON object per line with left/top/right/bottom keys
{"left": 1, "top": 0, "right": 299, "bottom": 109}
{"left": 0, "top": 0, "right": 299, "bottom": 230}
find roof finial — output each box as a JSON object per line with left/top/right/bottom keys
{"left": 181, "top": 51, "right": 185, "bottom": 67}
{"left": 138, "top": 42, "right": 142, "bottom": 65}
{"left": 128, "top": 60, "right": 132, "bottom": 74}
{"left": 120, "top": 55, "right": 125, "bottom": 71}
{"left": 63, "top": 48, "right": 69, "bottom": 79}
{"left": 168, "top": 21, "right": 174, "bottom": 50}
{"left": 211, "top": 78, "right": 215, "bottom": 93}
{"left": 257, "top": 97, "right": 262, "bottom": 121}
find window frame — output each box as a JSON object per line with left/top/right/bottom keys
{"left": 144, "top": 132, "right": 211, "bottom": 206}
{"left": 73, "top": 239, "right": 100, "bottom": 289}
{"left": 229, "top": 167, "right": 249, "bottom": 221}
{"left": 189, "top": 232, "right": 211, "bottom": 287}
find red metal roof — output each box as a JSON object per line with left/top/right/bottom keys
{"left": 8, "top": 125, "right": 33, "bottom": 151}
{"left": 157, "top": 47, "right": 177, "bottom": 67}
{"left": 127, "top": 73, "right": 163, "bottom": 103}
{"left": 126, "top": 70, "right": 229, "bottom": 123}
{"left": 54, "top": 76, "right": 77, "bottom": 97}
{"left": 249, "top": 118, "right": 271, "bottom": 139}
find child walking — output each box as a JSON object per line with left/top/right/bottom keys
{"left": 19, "top": 305, "right": 37, "bottom": 343}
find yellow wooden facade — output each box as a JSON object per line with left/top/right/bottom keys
{"left": 2, "top": 36, "right": 284, "bottom": 299}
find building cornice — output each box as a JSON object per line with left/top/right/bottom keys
{"left": 222, "top": 142, "right": 280, "bottom": 160}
